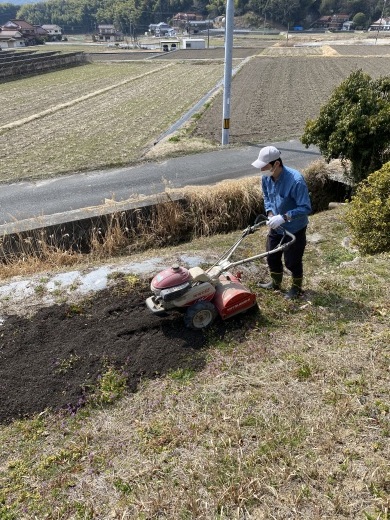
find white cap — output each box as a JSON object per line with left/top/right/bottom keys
{"left": 251, "top": 146, "right": 281, "bottom": 169}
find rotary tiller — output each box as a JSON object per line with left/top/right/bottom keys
{"left": 146, "top": 216, "right": 296, "bottom": 329}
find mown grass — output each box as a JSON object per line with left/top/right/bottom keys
{"left": 0, "top": 205, "right": 389, "bottom": 519}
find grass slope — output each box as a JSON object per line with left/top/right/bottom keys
{"left": 0, "top": 205, "right": 389, "bottom": 519}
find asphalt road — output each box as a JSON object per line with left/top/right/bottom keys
{"left": 0, "top": 140, "right": 320, "bottom": 225}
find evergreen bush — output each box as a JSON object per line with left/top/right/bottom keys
{"left": 302, "top": 70, "right": 390, "bottom": 184}
{"left": 344, "top": 163, "right": 390, "bottom": 254}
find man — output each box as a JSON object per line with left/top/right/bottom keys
{"left": 252, "top": 145, "right": 312, "bottom": 299}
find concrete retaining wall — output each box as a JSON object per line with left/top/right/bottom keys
{"left": 0, "top": 52, "right": 88, "bottom": 80}
{"left": 0, "top": 196, "right": 187, "bottom": 261}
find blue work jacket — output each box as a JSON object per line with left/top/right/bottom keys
{"left": 261, "top": 166, "right": 312, "bottom": 234}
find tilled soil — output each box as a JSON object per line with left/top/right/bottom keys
{"left": 193, "top": 54, "right": 390, "bottom": 145}
{"left": 0, "top": 278, "right": 258, "bottom": 424}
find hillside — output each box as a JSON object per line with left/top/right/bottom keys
{"left": 0, "top": 204, "right": 389, "bottom": 519}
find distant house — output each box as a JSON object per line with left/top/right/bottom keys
{"left": 41, "top": 24, "right": 63, "bottom": 41}
{"left": 368, "top": 17, "right": 390, "bottom": 31}
{"left": 2, "top": 19, "right": 42, "bottom": 44}
{"left": 312, "top": 13, "right": 350, "bottom": 31}
{"left": 314, "top": 16, "right": 332, "bottom": 29}
{"left": 96, "top": 24, "right": 124, "bottom": 42}
{"left": 0, "top": 29, "right": 26, "bottom": 49}
{"left": 328, "top": 14, "right": 350, "bottom": 30}
{"left": 172, "top": 12, "right": 202, "bottom": 29}
{"left": 34, "top": 25, "right": 48, "bottom": 39}
{"left": 148, "top": 22, "right": 172, "bottom": 36}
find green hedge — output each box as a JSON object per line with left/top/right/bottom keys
{"left": 345, "top": 163, "right": 390, "bottom": 254}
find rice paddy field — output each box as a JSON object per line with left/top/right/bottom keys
{"left": 1, "top": 38, "right": 390, "bottom": 184}
{"left": 0, "top": 60, "right": 225, "bottom": 181}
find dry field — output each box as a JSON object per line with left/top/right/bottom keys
{"left": 193, "top": 50, "right": 390, "bottom": 144}
{"left": 1, "top": 41, "right": 390, "bottom": 183}
{"left": 0, "top": 61, "right": 225, "bottom": 182}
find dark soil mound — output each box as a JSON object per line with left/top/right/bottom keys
{"left": 0, "top": 278, "right": 258, "bottom": 423}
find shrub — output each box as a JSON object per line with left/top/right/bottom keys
{"left": 302, "top": 70, "right": 390, "bottom": 184}
{"left": 344, "top": 163, "right": 390, "bottom": 255}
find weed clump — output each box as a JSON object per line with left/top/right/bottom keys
{"left": 344, "top": 163, "right": 390, "bottom": 255}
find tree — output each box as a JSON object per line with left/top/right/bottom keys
{"left": 352, "top": 11, "right": 366, "bottom": 28}
{"left": 301, "top": 69, "right": 390, "bottom": 184}
{"left": 0, "top": 3, "right": 19, "bottom": 25}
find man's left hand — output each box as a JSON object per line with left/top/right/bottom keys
{"left": 267, "top": 214, "right": 285, "bottom": 229}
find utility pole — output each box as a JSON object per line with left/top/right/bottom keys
{"left": 222, "top": 0, "right": 234, "bottom": 145}
{"left": 375, "top": 0, "right": 387, "bottom": 44}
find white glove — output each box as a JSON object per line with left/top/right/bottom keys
{"left": 267, "top": 214, "right": 285, "bottom": 229}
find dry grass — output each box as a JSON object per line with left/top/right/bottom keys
{"left": 0, "top": 205, "right": 389, "bottom": 519}
{"left": 0, "top": 177, "right": 263, "bottom": 279}
{"left": 0, "top": 162, "right": 349, "bottom": 279}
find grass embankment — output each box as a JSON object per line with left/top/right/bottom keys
{"left": 0, "top": 201, "right": 389, "bottom": 519}
{"left": 0, "top": 161, "right": 347, "bottom": 278}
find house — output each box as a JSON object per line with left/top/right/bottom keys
{"left": 0, "top": 29, "right": 26, "bottom": 49}
{"left": 172, "top": 12, "right": 203, "bottom": 29}
{"left": 1, "top": 20, "right": 41, "bottom": 44}
{"left": 96, "top": 24, "right": 124, "bottom": 42}
{"left": 34, "top": 25, "right": 48, "bottom": 39}
{"left": 312, "top": 15, "right": 331, "bottom": 29}
{"left": 148, "top": 22, "right": 172, "bottom": 36}
{"left": 368, "top": 17, "right": 390, "bottom": 31}
{"left": 41, "top": 24, "right": 63, "bottom": 41}
{"left": 312, "top": 13, "right": 350, "bottom": 31}
{"left": 328, "top": 14, "right": 350, "bottom": 30}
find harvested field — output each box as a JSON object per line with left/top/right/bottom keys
{"left": 330, "top": 44, "right": 390, "bottom": 56}
{"left": 1, "top": 44, "right": 390, "bottom": 183}
{"left": 0, "top": 61, "right": 224, "bottom": 182}
{"left": 0, "top": 62, "right": 170, "bottom": 126}
{"left": 193, "top": 54, "right": 390, "bottom": 145}
{"left": 153, "top": 47, "right": 265, "bottom": 60}
{"left": 261, "top": 46, "right": 325, "bottom": 56}
{"left": 88, "top": 51, "right": 162, "bottom": 60}
{"left": 89, "top": 48, "right": 265, "bottom": 61}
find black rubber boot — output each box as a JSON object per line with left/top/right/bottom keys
{"left": 258, "top": 272, "right": 283, "bottom": 291}
{"left": 285, "top": 277, "right": 303, "bottom": 300}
